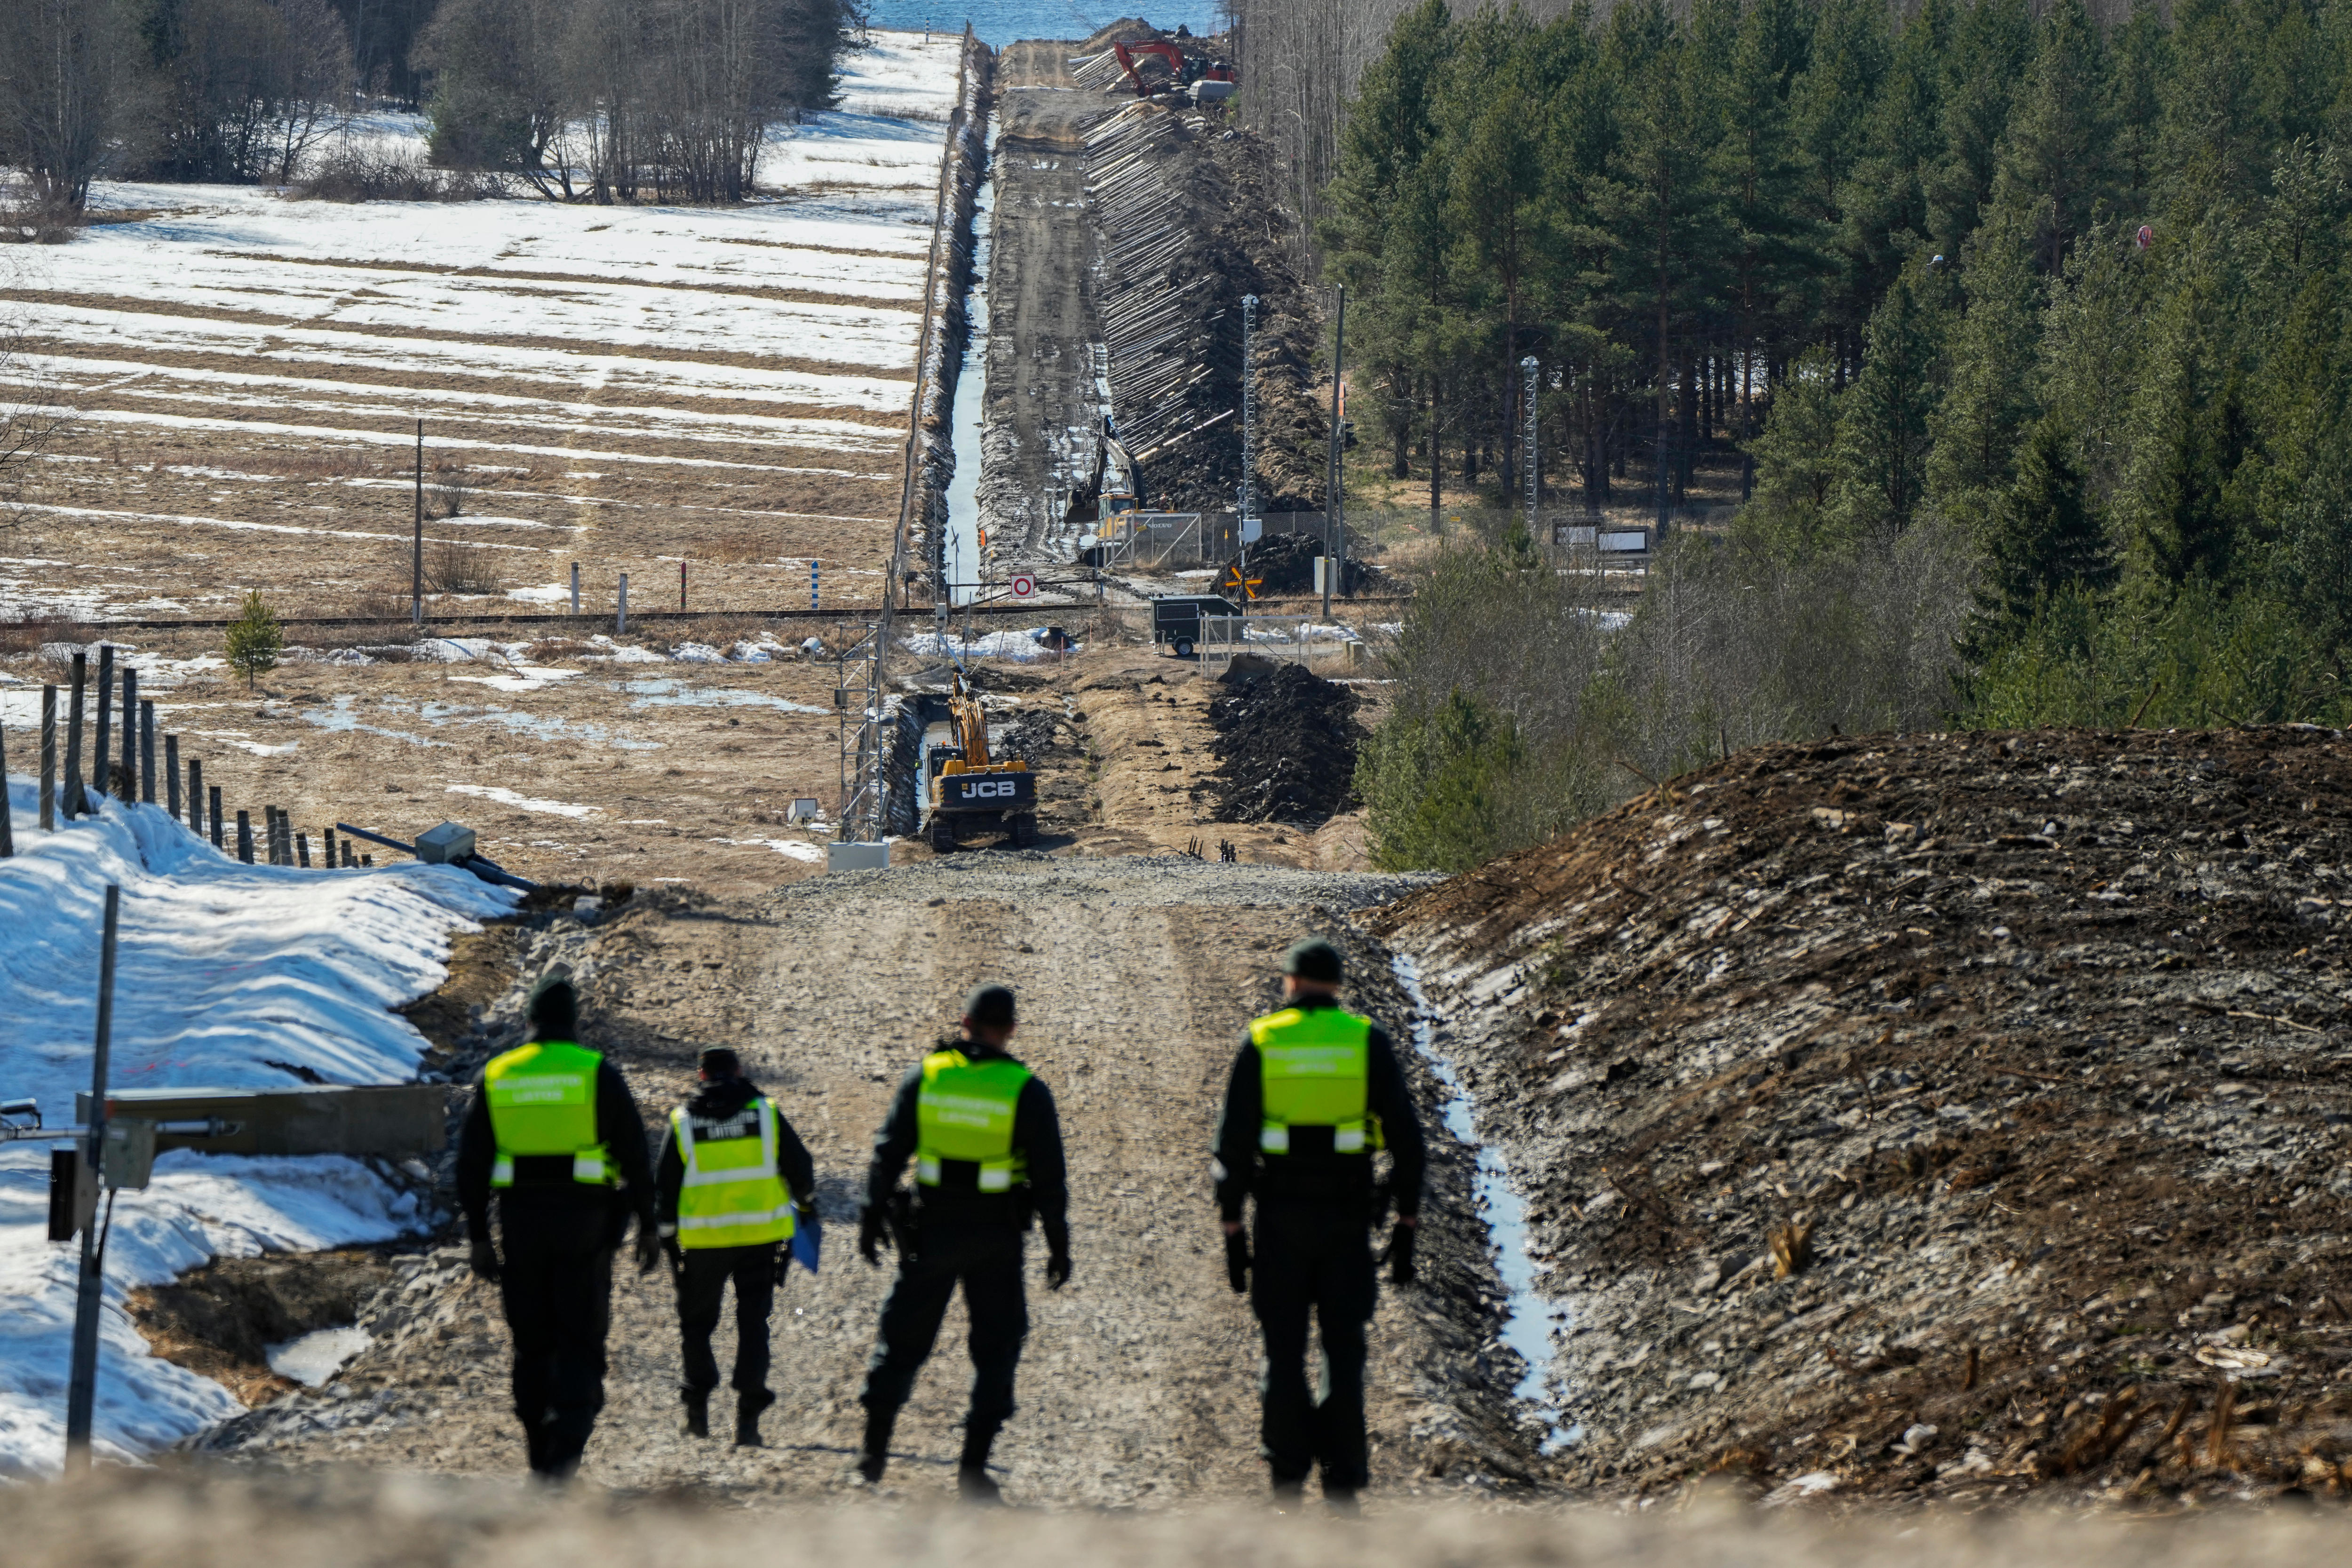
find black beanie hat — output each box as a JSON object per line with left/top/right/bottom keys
{"left": 527, "top": 968, "right": 579, "bottom": 1040}
{"left": 963, "top": 983, "right": 1017, "bottom": 1028}
{"left": 1282, "top": 937, "right": 1343, "bottom": 985}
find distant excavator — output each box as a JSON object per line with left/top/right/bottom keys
{"left": 1112, "top": 39, "right": 1235, "bottom": 102}
{"left": 925, "top": 669, "right": 1038, "bottom": 852}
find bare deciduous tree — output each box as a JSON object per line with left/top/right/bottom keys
{"left": 0, "top": 0, "right": 144, "bottom": 215}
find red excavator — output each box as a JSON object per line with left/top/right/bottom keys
{"left": 1111, "top": 40, "right": 1235, "bottom": 100}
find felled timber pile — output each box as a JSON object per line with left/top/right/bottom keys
{"left": 1082, "top": 103, "right": 1324, "bottom": 517}
{"left": 1376, "top": 726, "right": 2352, "bottom": 1507}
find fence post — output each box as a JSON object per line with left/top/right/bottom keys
{"left": 324, "top": 826, "right": 337, "bottom": 867}
{"left": 188, "top": 760, "right": 203, "bottom": 834}
{"left": 618, "top": 573, "right": 629, "bottom": 634}
{"left": 236, "top": 810, "right": 254, "bottom": 864}
{"left": 571, "top": 562, "right": 580, "bottom": 615}
{"left": 116, "top": 668, "right": 137, "bottom": 803}
{"left": 165, "top": 735, "right": 180, "bottom": 819}
{"left": 62, "top": 652, "right": 86, "bottom": 818}
{"left": 297, "top": 831, "right": 310, "bottom": 868}
{"left": 92, "top": 645, "right": 112, "bottom": 805}
{"left": 209, "top": 787, "right": 224, "bottom": 849}
{"left": 138, "top": 701, "right": 156, "bottom": 805}
{"left": 40, "top": 686, "right": 56, "bottom": 831}
{"left": 62, "top": 882, "right": 120, "bottom": 1476}
{"left": 0, "top": 719, "right": 11, "bottom": 857}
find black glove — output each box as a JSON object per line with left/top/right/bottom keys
{"left": 468, "top": 1236, "right": 501, "bottom": 1283}
{"left": 1047, "top": 1244, "right": 1073, "bottom": 1290}
{"left": 1224, "top": 1228, "right": 1251, "bottom": 1294}
{"left": 858, "top": 1204, "right": 891, "bottom": 1267}
{"left": 634, "top": 1223, "right": 663, "bottom": 1275}
{"left": 1386, "top": 1219, "right": 1418, "bottom": 1286}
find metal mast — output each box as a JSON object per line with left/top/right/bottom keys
{"left": 1522, "top": 355, "right": 1541, "bottom": 531}
{"left": 1239, "top": 293, "right": 1259, "bottom": 533}
{"left": 1325, "top": 286, "right": 1345, "bottom": 621}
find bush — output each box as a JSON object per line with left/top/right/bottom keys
{"left": 225, "top": 589, "right": 284, "bottom": 687}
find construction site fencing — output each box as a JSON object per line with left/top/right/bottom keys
{"left": 1195, "top": 615, "right": 1365, "bottom": 675}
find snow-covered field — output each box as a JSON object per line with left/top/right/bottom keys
{"left": 0, "top": 29, "right": 963, "bottom": 625}
{"left": 0, "top": 787, "right": 512, "bottom": 1477}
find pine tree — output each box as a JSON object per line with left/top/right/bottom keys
{"left": 1963, "top": 413, "right": 2113, "bottom": 660}
{"left": 1744, "top": 345, "right": 1844, "bottom": 553}
{"left": 1926, "top": 0, "right": 2034, "bottom": 255}
{"left": 1830, "top": 271, "right": 1946, "bottom": 543}
{"left": 1928, "top": 191, "right": 2046, "bottom": 536}
{"left": 2106, "top": 0, "right": 2171, "bottom": 211}
{"left": 1723, "top": 0, "right": 1825, "bottom": 469}
{"left": 225, "top": 589, "right": 283, "bottom": 690}
{"left": 1994, "top": 0, "right": 2113, "bottom": 274}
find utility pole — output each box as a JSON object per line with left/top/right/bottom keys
{"left": 1324, "top": 286, "right": 1345, "bottom": 622}
{"left": 412, "top": 419, "right": 424, "bottom": 626}
{"left": 1240, "top": 294, "right": 1259, "bottom": 540}
{"left": 64, "top": 883, "right": 120, "bottom": 1474}
{"left": 1522, "top": 355, "right": 1541, "bottom": 535}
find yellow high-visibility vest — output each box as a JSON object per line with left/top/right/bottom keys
{"left": 1252, "top": 1008, "right": 1381, "bottom": 1155}
{"left": 672, "top": 1097, "right": 795, "bottom": 1250}
{"left": 916, "top": 1050, "right": 1031, "bottom": 1193}
{"left": 485, "top": 1041, "right": 612, "bottom": 1186}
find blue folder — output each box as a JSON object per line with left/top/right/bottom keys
{"left": 791, "top": 1211, "right": 822, "bottom": 1274}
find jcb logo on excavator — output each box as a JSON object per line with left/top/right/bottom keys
{"left": 964, "top": 779, "right": 1018, "bottom": 799}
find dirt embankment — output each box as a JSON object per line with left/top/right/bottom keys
{"left": 1377, "top": 726, "right": 2352, "bottom": 1508}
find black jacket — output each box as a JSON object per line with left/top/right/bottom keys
{"left": 457, "top": 1043, "right": 657, "bottom": 1246}
{"left": 652, "top": 1076, "right": 817, "bottom": 1236}
{"left": 866, "top": 1036, "right": 1068, "bottom": 1254}
{"left": 1212, "top": 995, "right": 1425, "bottom": 1223}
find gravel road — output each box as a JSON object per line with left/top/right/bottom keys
{"left": 204, "top": 856, "right": 1541, "bottom": 1507}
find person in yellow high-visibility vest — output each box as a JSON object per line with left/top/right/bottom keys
{"left": 1213, "top": 937, "right": 1425, "bottom": 1512}
{"left": 457, "top": 968, "right": 662, "bottom": 1481}
{"left": 852, "top": 983, "right": 1070, "bottom": 1502}
{"left": 653, "top": 1047, "right": 816, "bottom": 1447}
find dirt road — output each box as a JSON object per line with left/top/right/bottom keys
{"left": 200, "top": 856, "right": 1538, "bottom": 1506}
{"left": 977, "top": 42, "right": 1107, "bottom": 577}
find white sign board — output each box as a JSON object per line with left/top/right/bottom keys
{"left": 1598, "top": 529, "right": 1650, "bottom": 554}
{"left": 1009, "top": 573, "right": 1038, "bottom": 600}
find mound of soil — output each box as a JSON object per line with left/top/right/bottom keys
{"left": 1207, "top": 662, "right": 1359, "bottom": 824}
{"left": 1375, "top": 725, "right": 2352, "bottom": 1507}
{"left": 1243, "top": 531, "right": 1383, "bottom": 597}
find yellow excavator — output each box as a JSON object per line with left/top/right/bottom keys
{"left": 926, "top": 670, "right": 1038, "bottom": 852}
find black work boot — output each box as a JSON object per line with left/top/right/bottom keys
{"left": 956, "top": 1424, "right": 1003, "bottom": 1505}
{"left": 851, "top": 1403, "right": 896, "bottom": 1485}
{"left": 1323, "top": 1483, "right": 1362, "bottom": 1517}
{"left": 681, "top": 1390, "right": 710, "bottom": 1439}
{"left": 735, "top": 1388, "right": 775, "bottom": 1448}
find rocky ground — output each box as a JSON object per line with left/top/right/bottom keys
{"left": 1375, "top": 725, "right": 2352, "bottom": 1508}
{"left": 180, "top": 856, "right": 1537, "bottom": 1508}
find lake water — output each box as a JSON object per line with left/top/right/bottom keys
{"left": 866, "top": 0, "right": 1224, "bottom": 47}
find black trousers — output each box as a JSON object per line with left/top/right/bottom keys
{"left": 858, "top": 1222, "right": 1027, "bottom": 1437}
{"left": 497, "top": 1199, "right": 616, "bottom": 1477}
{"left": 1251, "top": 1201, "right": 1377, "bottom": 1489}
{"left": 677, "top": 1242, "right": 780, "bottom": 1397}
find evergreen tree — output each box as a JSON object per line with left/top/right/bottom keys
{"left": 1830, "top": 271, "right": 1947, "bottom": 543}
{"left": 225, "top": 588, "right": 283, "bottom": 689}
{"left": 1926, "top": 0, "right": 2034, "bottom": 255}
{"left": 2107, "top": 0, "right": 2171, "bottom": 210}
{"left": 1994, "top": 0, "right": 2113, "bottom": 274}
{"left": 1928, "top": 192, "right": 2045, "bottom": 536}
{"left": 1963, "top": 412, "right": 2113, "bottom": 659}
{"left": 1745, "top": 345, "right": 1845, "bottom": 552}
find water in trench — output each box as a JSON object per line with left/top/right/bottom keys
{"left": 1391, "top": 953, "right": 1576, "bottom": 1452}
{"left": 865, "top": 1, "right": 1223, "bottom": 48}
{"left": 942, "top": 111, "right": 999, "bottom": 609}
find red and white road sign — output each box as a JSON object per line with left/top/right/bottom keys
{"left": 1009, "top": 573, "right": 1038, "bottom": 600}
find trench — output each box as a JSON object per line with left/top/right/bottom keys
{"left": 1390, "top": 953, "right": 1575, "bottom": 1452}
{"left": 942, "top": 110, "right": 1000, "bottom": 609}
